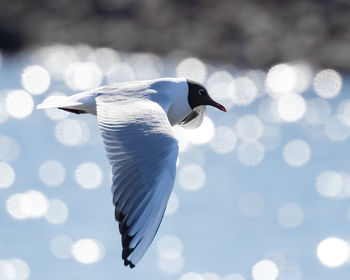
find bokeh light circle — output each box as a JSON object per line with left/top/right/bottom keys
{"left": 246, "top": 69, "right": 266, "bottom": 98}
{"left": 314, "top": 69, "right": 342, "bottom": 99}
{"left": 258, "top": 98, "right": 281, "bottom": 123}
{"left": 0, "top": 258, "right": 31, "bottom": 280}
{"left": 157, "top": 235, "right": 183, "bottom": 260}
{"left": 317, "top": 237, "right": 349, "bottom": 267}
{"left": 283, "top": 139, "right": 311, "bottom": 167}
{"left": 75, "top": 162, "right": 103, "bottom": 189}
{"left": 176, "top": 57, "right": 207, "bottom": 83}
{"left": 7, "top": 191, "right": 49, "bottom": 219}
{"left": 0, "top": 162, "right": 15, "bottom": 189}
{"left": 21, "top": 65, "right": 50, "bottom": 95}
{"left": 106, "top": 63, "right": 135, "bottom": 83}
{"left": 65, "top": 62, "right": 103, "bottom": 91}
{"left": 6, "top": 90, "right": 34, "bottom": 119}
{"left": 235, "top": 115, "right": 264, "bottom": 142}
{"left": 20, "top": 190, "right": 49, "bottom": 218}
{"left": 39, "top": 160, "right": 66, "bottom": 187}
{"left": 128, "top": 53, "right": 163, "bottom": 79}
{"left": 178, "top": 163, "right": 206, "bottom": 191}
{"left": 8, "top": 258, "right": 31, "bottom": 280}
{"left": 231, "top": 77, "right": 258, "bottom": 106}
{"left": 277, "top": 203, "right": 304, "bottom": 228}
{"left": 72, "top": 239, "right": 105, "bottom": 264}
{"left": 45, "top": 199, "right": 69, "bottom": 224}
{"left": 88, "top": 47, "right": 120, "bottom": 74}
{"left": 237, "top": 142, "right": 265, "bottom": 166}
{"left": 206, "top": 71, "right": 234, "bottom": 109}
{"left": 157, "top": 256, "right": 184, "bottom": 274}
{"left": 324, "top": 115, "right": 350, "bottom": 142}
{"left": 210, "top": 126, "right": 237, "bottom": 154}
{"left": 6, "top": 193, "right": 27, "bottom": 219}
{"left": 316, "top": 171, "right": 343, "bottom": 198}
{"left": 292, "top": 62, "right": 313, "bottom": 94}
{"left": 37, "top": 45, "right": 76, "bottom": 76}
{"left": 183, "top": 116, "right": 215, "bottom": 145}
{"left": 277, "top": 94, "right": 306, "bottom": 122}
{"left": 55, "top": 119, "right": 86, "bottom": 146}
{"left": 0, "top": 260, "right": 15, "bottom": 280}
{"left": 252, "top": 260, "right": 279, "bottom": 280}
{"left": 266, "top": 64, "right": 297, "bottom": 97}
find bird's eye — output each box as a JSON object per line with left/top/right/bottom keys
{"left": 199, "top": 89, "right": 206, "bottom": 96}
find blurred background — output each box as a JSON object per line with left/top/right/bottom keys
{"left": 2, "top": 0, "right": 350, "bottom": 70}
{"left": 1, "top": 0, "right": 350, "bottom": 280}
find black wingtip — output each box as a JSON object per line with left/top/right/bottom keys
{"left": 58, "top": 107, "right": 86, "bottom": 114}
{"left": 121, "top": 238, "right": 142, "bottom": 269}
{"left": 124, "top": 258, "right": 135, "bottom": 268}
{"left": 122, "top": 246, "right": 135, "bottom": 259}
{"left": 122, "top": 241, "right": 136, "bottom": 268}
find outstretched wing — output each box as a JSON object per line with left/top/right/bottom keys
{"left": 96, "top": 96, "right": 178, "bottom": 268}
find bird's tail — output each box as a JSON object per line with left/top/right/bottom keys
{"left": 37, "top": 92, "right": 97, "bottom": 115}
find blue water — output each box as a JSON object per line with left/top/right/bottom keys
{"left": 1, "top": 49, "right": 350, "bottom": 280}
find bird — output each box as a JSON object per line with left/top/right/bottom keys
{"left": 37, "top": 77, "right": 226, "bottom": 268}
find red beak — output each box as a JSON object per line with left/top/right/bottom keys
{"left": 210, "top": 100, "right": 227, "bottom": 112}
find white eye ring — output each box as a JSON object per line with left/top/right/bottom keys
{"left": 199, "top": 89, "right": 205, "bottom": 96}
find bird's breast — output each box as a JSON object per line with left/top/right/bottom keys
{"left": 167, "top": 103, "right": 192, "bottom": 126}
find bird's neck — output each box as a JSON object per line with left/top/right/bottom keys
{"left": 150, "top": 78, "right": 192, "bottom": 126}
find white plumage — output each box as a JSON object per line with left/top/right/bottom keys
{"left": 37, "top": 77, "right": 226, "bottom": 268}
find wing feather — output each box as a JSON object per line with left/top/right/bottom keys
{"left": 96, "top": 96, "right": 178, "bottom": 268}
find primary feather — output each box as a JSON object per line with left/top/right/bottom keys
{"left": 96, "top": 98, "right": 178, "bottom": 267}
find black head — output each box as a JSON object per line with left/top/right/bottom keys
{"left": 186, "top": 79, "right": 226, "bottom": 112}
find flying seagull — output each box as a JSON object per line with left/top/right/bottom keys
{"left": 37, "top": 78, "right": 226, "bottom": 268}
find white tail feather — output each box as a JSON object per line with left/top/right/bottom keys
{"left": 37, "top": 92, "right": 97, "bottom": 115}
{"left": 36, "top": 95, "right": 81, "bottom": 109}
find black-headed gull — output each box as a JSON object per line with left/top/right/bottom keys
{"left": 37, "top": 78, "right": 226, "bottom": 268}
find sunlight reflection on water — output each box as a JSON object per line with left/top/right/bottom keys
{"left": 1, "top": 45, "right": 350, "bottom": 280}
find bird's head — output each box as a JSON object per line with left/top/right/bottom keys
{"left": 186, "top": 79, "right": 226, "bottom": 112}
